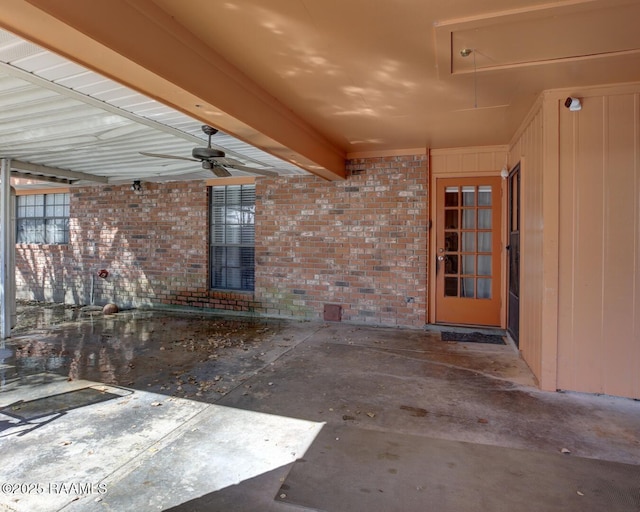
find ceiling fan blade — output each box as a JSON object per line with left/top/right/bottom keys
{"left": 227, "top": 164, "right": 279, "bottom": 177}
{"left": 140, "top": 151, "right": 198, "bottom": 162}
{"left": 215, "top": 157, "right": 278, "bottom": 177}
{"left": 211, "top": 165, "right": 232, "bottom": 178}
{"left": 213, "top": 157, "right": 241, "bottom": 167}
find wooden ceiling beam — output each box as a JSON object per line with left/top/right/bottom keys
{"left": 1, "top": 0, "right": 346, "bottom": 180}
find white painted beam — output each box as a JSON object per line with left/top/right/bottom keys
{"left": 0, "top": 158, "right": 13, "bottom": 338}
{"left": 11, "top": 160, "right": 109, "bottom": 184}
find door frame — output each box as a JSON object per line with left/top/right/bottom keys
{"left": 428, "top": 171, "right": 508, "bottom": 328}
{"left": 507, "top": 163, "right": 521, "bottom": 345}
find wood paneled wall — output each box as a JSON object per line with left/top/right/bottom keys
{"left": 556, "top": 88, "right": 640, "bottom": 398}
{"left": 509, "top": 99, "right": 547, "bottom": 386}
{"left": 509, "top": 83, "right": 640, "bottom": 398}
{"left": 430, "top": 147, "right": 508, "bottom": 176}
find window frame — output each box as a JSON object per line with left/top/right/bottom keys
{"left": 15, "top": 192, "right": 70, "bottom": 245}
{"left": 209, "top": 184, "right": 256, "bottom": 292}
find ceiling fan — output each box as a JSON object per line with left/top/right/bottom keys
{"left": 140, "top": 125, "right": 278, "bottom": 178}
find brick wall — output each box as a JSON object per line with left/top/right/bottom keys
{"left": 16, "top": 153, "right": 428, "bottom": 326}
{"left": 255, "top": 154, "right": 428, "bottom": 327}
{"left": 16, "top": 181, "right": 261, "bottom": 313}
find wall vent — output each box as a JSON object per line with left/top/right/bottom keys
{"left": 323, "top": 304, "right": 342, "bottom": 322}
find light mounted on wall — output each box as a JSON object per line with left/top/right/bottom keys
{"left": 564, "top": 97, "right": 582, "bottom": 111}
{"left": 131, "top": 180, "right": 142, "bottom": 192}
{"left": 500, "top": 155, "right": 509, "bottom": 179}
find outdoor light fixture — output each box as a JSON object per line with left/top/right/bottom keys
{"left": 564, "top": 97, "right": 582, "bottom": 111}
{"left": 500, "top": 155, "right": 510, "bottom": 179}
{"left": 460, "top": 48, "right": 478, "bottom": 108}
{"left": 131, "top": 180, "right": 142, "bottom": 191}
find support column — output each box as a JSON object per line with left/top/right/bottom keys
{"left": 0, "top": 158, "right": 13, "bottom": 338}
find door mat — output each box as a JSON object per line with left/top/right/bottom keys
{"left": 1, "top": 386, "right": 126, "bottom": 421}
{"left": 276, "top": 425, "right": 640, "bottom": 512}
{"left": 441, "top": 331, "right": 505, "bottom": 345}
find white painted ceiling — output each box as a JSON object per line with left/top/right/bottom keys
{"left": 0, "top": 28, "right": 307, "bottom": 188}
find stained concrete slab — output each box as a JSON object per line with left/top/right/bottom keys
{"left": 0, "top": 378, "right": 322, "bottom": 512}
{"left": 6, "top": 308, "right": 301, "bottom": 401}
{"left": 219, "top": 332, "right": 640, "bottom": 464}
{"left": 66, "top": 403, "right": 323, "bottom": 511}
{"left": 277, "top": 425, "right": 640, "bottom": 512}
{"left": 315, "top": 323, "right": 537, "bottom": 387}
{"left": 0, "top": 380, "right": 205, "bottom": 511}
{"left": 0, "top": 303, "right": 638, "bottom": 511}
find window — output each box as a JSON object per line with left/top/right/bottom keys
{"left": 16, "top": 193, "right": 70, "bottom": 244}
{"left": 209, "top": 185, "right": 255, "bottom": 291}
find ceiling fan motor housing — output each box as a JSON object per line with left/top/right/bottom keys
{"left": 192, "top": 147, "right": 225, "bottom": 160}
{"left": 139, "top": 124, "right": 277, "bottom": 177}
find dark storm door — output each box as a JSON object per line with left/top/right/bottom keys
{"left": 507, "top": 164, "right": 520, "bottom": 346}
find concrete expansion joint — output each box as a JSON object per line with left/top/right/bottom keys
{"left": 99, "top": 400, "right": 211, "bottom": 489}
{"left": 208, "top": 323, "right": 328, "bottom": 401}
{"left": 350, "top": 342, "right": 536, "bottom": 389}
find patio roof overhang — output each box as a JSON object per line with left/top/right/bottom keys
{"left": 0, "top": 0, "right": 346, "bottom": 183}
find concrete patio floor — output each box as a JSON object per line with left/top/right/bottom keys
{"left": 0, "top": 304, "right": 638, "bottom": 511}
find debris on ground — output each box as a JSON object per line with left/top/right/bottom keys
{"left": 9, "top": 302, "right": 283, "bottom": 401}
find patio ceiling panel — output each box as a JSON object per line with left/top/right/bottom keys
{"left": 0, "top": 28, "right": 307, "bottom": 188}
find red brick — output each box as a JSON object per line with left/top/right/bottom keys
{"left": 17, "top": 155, "right": 428, "bottom": 326}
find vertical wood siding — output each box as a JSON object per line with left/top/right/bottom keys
{"left": 430, "top": 147, "right": 509, "bottom": 175}
{"left": 557, "top": 92, "right": 640, "bottom": 398}
{"left": 510, "top": 105, "right": 545, "bottom": 383}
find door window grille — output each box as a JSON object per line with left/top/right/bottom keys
{"left": 443, "top": 185, "right": 493, "bottom": 299}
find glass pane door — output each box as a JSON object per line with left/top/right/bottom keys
{"left": 443, "top": 185, "right": 493, "bottom": 299}
{"left": 436, "top": 177, "right": 502, "bottom": 326}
